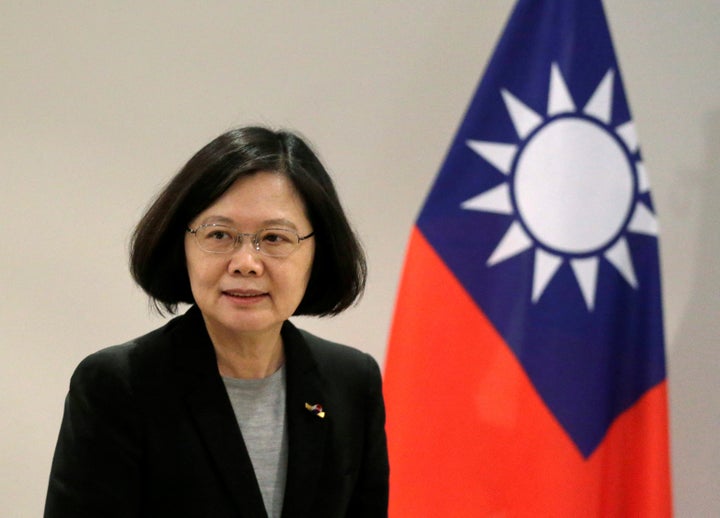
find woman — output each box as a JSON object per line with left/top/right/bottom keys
{"left": 44, "top": 126, "right": 389, "bottom": 517}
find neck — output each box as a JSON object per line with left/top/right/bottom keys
{"left": 205, "top": 322, "right": 286, "bottom": 379}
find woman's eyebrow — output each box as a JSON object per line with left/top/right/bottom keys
{"left": 261, "top": 218, "right": 299, "bottom": 230}
{"left": 198, "top": 215, "right": 299, "bottom": 230}
{"left": 198, "top": 215, "right": 235, "bottom": 225}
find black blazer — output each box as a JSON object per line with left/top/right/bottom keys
{"left": 44, "top": 306, "right": 389, "bottom": 517}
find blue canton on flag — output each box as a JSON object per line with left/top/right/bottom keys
{"left": 416, "top": 0, "right": 666, "bottom": 457}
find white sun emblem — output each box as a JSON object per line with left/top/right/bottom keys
{"left": 462, "top": 63, "right": 658, "bottom": 310}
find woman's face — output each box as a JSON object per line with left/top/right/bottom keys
{"left": 184, "top": 171, "right": 315, "bottom": 342}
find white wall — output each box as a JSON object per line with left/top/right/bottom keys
{"left": 1, "top": 1, "right": 717, "bottom": 515}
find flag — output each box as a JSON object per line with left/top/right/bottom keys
{"left": 383, "top": 0, "right": 672, "bottom": 515}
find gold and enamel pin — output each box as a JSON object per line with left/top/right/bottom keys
{"left": 305, "top": 402, "right": 325, "bottom": 418}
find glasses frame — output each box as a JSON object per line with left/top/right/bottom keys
{"left": 186, "top": 223, "right": 315, "bottom": 257}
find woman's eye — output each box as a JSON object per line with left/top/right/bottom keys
{"left": 206, "top": 230, "right": 232, "bottom": 241}
{"left": 263, "top": 233, "right": 283, "bottom": 243}
{"left": 262, "top": 231, "right": 291, "bottom": 244}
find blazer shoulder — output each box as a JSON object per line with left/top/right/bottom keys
{"left": 71, "top": 316, "right": 181, "bottom": 389}
{"left": 73, "top": 342, "right": 135, "bottom": 383}
{"left": 296, "top": 328, "right": 381, "bottom": 382}
{"left": 298, "top": 327, "right": 370, "bottom": 358}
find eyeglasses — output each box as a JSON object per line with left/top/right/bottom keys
{"left": 187, "top": 223, "right": 314, "bottom": 257}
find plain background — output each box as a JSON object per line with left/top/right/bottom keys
{"left": 1, "top": 1, "right": 718, "bottom": 516}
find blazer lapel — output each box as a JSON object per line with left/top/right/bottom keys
{"left": 281, "top": 322, "right": 329, "bottom": 517}
{"left": 171, "top": 307, "right": 267, "bottom": 517}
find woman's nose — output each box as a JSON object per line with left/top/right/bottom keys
{"left": 227, "top": 240, "right": 264, "bottom": 275}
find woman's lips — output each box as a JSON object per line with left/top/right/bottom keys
{"left": 222, "top": 289, "right": 268, "bottom": 304}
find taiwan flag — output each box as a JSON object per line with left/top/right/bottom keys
{"left": 383, "top": 0, "right": 672, "bottom": 516}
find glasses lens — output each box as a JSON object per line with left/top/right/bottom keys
{"left": 257, "top": 228, "right": 298, "bottom": 257}
{"left": 196, "top": 225, "right": 236, "bottom": 253}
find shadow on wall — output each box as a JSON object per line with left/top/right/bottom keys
{"left": 669, "top": 110, "right": 720, "bottom": 514}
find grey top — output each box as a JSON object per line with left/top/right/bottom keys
{"left": 222, "top": 366, "right": 288, "bottom": 518}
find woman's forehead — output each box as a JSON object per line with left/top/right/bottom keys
{"left": 194, "top": 172, "right": 309, "bottom": 228}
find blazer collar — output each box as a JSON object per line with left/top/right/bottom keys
{"left": 169, "top": 306, "right": 266, "bottom": 516}
{"left": 280, "top": 321, "right": 329, "bottom": 517}
{"left": 167, "top": 307, "right": 329, "bottom": 518}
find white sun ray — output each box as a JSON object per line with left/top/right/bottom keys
{"left": 636, "top": 162, "right": 650, "bottom": 193}
{"left": 533, "top": 248, "right": 563, "bottom": 302}
{"left": 487, "top": 221, "right": 533, "bottom": 266}
{"left": 466, "top": 140, "right": 517, "bottom": 175}
{"left": 616, "top": 121, "right": 638, "bottom": 152}
{"left": 583, "top": 70, "right": 614, "bottom": 124}
{"left": 461, "top": 183, "right": 513, "bottom": 214}
{"left": 548, "top": 63, "right": 576, "bottom": 115}
{"left": 604, "top": 237, "right": 638, "bottom": 288}
{"left": 628, "top": 202, "right": 659, "bottom": 236}
{"left": 501, "top": 89, "right": 543, "bottom": 139}
{"left": 571, "top": 257, "right": 599, "bottom": 310}
{"left": 615, "top": 121, "right": 651, "bottom": 195}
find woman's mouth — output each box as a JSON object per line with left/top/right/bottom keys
{"left": 222, "top": 290, "right": 268, "bottom": 303}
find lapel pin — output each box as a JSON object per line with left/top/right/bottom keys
{"left": 305, "top": 402, "right": 326, "bottom": 418}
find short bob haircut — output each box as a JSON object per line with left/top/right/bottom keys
{"left": 130, "top": 126, "right": 366, "bottom": 316}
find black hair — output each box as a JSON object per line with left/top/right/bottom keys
{"left": 130, "top": 126, "right": 366, "bottom": 316}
